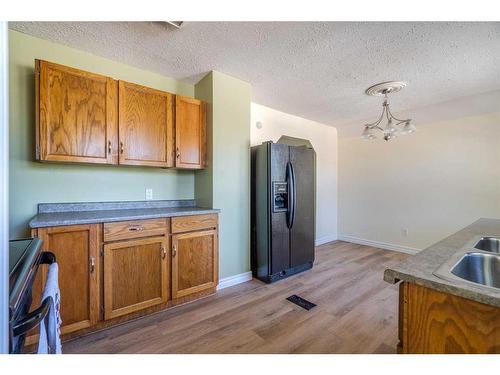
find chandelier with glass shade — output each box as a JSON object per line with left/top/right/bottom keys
{"left": 361, "top": 81, "right": 416, "bottom": 141}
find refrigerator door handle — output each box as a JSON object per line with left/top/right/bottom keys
{"left": 286, "top": 162, "right": 292, "bottom": 228}
{"left": 286, "top": 162, "right": 296, "bottom": 229}
{"left": 290, "top": 162, "right": 296, "bottom": 229}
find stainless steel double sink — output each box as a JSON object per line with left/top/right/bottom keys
{"left": 434, "top": 237, "right": 500, "bottom": 290}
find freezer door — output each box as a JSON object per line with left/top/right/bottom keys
{"left": 289, "top": 146, "right": 315, "bottom": 268}
{"left": 269, "top": 143, "right": 290, "bottom": 274}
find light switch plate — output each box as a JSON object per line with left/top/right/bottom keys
{"left": 145, "top": 188, "right": 153, "bottom": 200}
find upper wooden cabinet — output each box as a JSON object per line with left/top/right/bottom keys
{"left": 36, "top": 60, "right": 118, "bottom": 164}
{"left": 118, "top": 81, "right": 174, "bottom": 167}
{"left": 35, "top": 60, "right": 206, "bottom": 169}
{"left": 175, "top": 96, "right": 206, "bottom": 169}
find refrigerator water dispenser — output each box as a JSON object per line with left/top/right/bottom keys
{"left": 272, "top": 182, "right": 288, "bottom": 212}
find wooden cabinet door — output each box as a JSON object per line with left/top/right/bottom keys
{"left": 399, "top": 282, "right": 500, "bottom": 353}
{"left": 172, "top": 229, "right": 218, "bottom": 299}
{"left": 36, "top": 60, "right": 118, "bottom": 164}
{"left": 34, "top": 224, "right": 100, "bottom": 335}
{"left": 118, "top": 81, "right": 174, "bottom": 167}
{"left": 104, "top": 236, "right": 169, "bottom": 320}
{"left": 175, "top": 95, "right": 206, "bottom": 169}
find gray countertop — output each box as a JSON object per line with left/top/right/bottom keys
{"left": 29, "top": 200, "right": 220, "bottom": 228}
{"left": 384, "top": 218, "right": 500, "bottom": 307}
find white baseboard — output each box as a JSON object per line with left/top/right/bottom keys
{"left": 315, "top": 234, "right": 338, "bottom": 246}
{"left": 217, "top": 271, "right": 253, "bottom": 290}
{"left": 338, "top": 235, "right": 420, "bottom": 255}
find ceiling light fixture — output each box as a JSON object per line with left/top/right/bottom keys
{"left": 361, "top": 81, "right": 415, "bottom": 141}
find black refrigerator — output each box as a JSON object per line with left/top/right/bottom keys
{"left": 251, "top": 140, "right": 316, "bottom": 283}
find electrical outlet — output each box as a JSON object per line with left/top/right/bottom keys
{"left": 145, "top": 188, "right": 153, "bottom": 200}
{"left": 401, "top": 228, "right": 409, "bottom": 237}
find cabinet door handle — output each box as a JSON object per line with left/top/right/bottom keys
{"left": 90, "top": 257, "right": 95, "bottom": 273}
{"left": 161, "top": 246, "right": 166, "bottom": 259}
{"left": 120, "top": 142, "right": 124, "bottom": 154}
{"left": 128, "top": 226, "right": 144, "bottom": 231}
{"left": 172, "top": 245, "right": 177, "bottom": 257}
{"left": 108, "top": 140, "right": 112, "bottom": 154}
{"left": 176, "top": 147, "right": 180, "bottom": 159}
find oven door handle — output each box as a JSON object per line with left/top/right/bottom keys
{"left": 12, "top": 251, "right": 56, "bottom": 337}
{"left": 12, "top": 296, "right": 52, "bottom": 337}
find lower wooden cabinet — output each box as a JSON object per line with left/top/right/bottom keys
{"left": 398, "top": 282, "right": 500, "bottom": 353}
{"left": 32, "top": 224, "right": 100, "bottom": 334}
{"left": 103, "top": 236, "right": 169, "bottom": 320}
{"left": 29, "top": 213, "right": 219, "bottom": 344}
{"left": 172, "top": 229, "right": 218, "bottom": 299}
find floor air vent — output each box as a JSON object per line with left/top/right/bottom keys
{"left": 286, "top": 295, "right": 317, "bottom": 310}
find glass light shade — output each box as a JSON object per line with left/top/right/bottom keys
{"left": 398, "top": 126, "right": 409, "bottom": 136}
{"left": 402, "top": 121, "right": 416, "bottom": 134}
{"left": 383, "top": 120, "right": 397, "bottom": 141}
{"left": 385, "top": 119, "right": 397, "bottom": 133}
{"left": 361, "top": 126, "right": 376, "bottom": 140}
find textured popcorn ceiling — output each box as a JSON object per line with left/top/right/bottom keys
{"left": 9, "top": 22, "right": 500, "bottom": 134}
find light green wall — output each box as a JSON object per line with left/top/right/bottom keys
{"left": 9, "top": 30, "right": 252, "bottom": 280}
{"left": 9, "top": 30, "right": 195, "bottom": 238}
{"left": 194, "top": 73, "right": 213, "bottom": 208}
{"left": 195, "top": 71, "right": 251, "bottom": 279}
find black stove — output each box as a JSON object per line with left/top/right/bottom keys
{"left": 9, "top": 238, "right": 55, "bottom": 354}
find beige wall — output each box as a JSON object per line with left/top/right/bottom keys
{"left": 338, "top": 112, "right": 500, "bottom": 251}
{"left": 251, "top": 103, "right": 338, "bottom": 244}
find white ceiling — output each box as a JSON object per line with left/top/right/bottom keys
{"left": 10, "top": 22, "right": 500, "bottom": 134}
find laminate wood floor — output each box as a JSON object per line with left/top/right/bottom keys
{"left": 63, "top": 241, "right": 408, "bottom": 354}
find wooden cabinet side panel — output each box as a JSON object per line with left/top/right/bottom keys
{"left": 200, "top": 101, "right": 206, "bottom": 168}
{"left": 398, "top": 282, "right": 408, "bottom": 354}
{"left": 404, "top": 283, "right": 500, "bottom": 354}
{"left": 35, "top": 61, "right": 41, "bottom": 160}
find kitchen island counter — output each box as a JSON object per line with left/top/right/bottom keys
{"left": 384, "top": 218, "right": 500, "bottom": 308}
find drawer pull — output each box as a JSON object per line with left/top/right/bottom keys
{"left": 128, "top": 226, "right": 145, "bottom": 232}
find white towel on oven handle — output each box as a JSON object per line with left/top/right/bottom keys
{"left": 37, "top": 262, "right": 62, "bottom": 354}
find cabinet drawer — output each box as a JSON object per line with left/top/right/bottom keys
{"left": 104, "top": 218, "right": 168, "bottom": 242}
{"left": 171, "top": 214, "right": 218, "bottom": 234}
